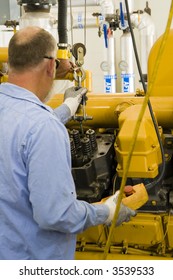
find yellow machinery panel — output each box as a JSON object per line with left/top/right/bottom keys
{"left": 111, "top": 213, "right": 164, "bottom": 248}
{"left": 164, "top": 215, "right": 173, "bottom": 250}
{"left": 115, "top": 104, "right": 162, "bottom": 178}
{"left": 77, "top": 224, "right": 107, "bottom": 249}
{"left": 76, "top": 213, "right": 171, "bottom": 259}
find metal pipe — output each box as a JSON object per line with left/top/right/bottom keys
{"left": 67, "top": 0, "right": 114, "bottom": 15}
{"left": 130, "top": 12, "right": 156, "bottom": 75}
{"left": 69, "top": 10, "right": 102, "bottom": 29}
{"left": 68, "top": 0, "right": 115, "bottom": 29}
{"left": 104, "top": 33, "right": 117, "bottom": 93}
{"left": 120, "top": 29, "right": 135, "bottom": 92}
{"left": 121, "top": 0, "right": 134, "bottom": 14}
{"left": 58, "top": 0, "right": 68, "bottom": 45}
{"left": 99, "top": 0, "right": 115, "bottom": 16}
{"left": 47, "top": 93, "right": 173, "bottom": 129}
{"left": 67, "top": 0, "right": 98, "bottom": 7}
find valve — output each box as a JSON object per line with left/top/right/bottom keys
{"left": 4, "top": 20, "right": 19, "bottom": 33}
{"left": 103, "top": 23, "right": 108, "bottom": 48}
{"left": 119, "top": 2, "right": 128, "bottom": 30}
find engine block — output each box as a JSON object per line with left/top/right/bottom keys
{"left": 69, "top": 129, "right": 116, "bottom": 202}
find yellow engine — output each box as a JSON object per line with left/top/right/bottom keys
{"left": 46, "top": 28, "right": 173, "bottom": 260}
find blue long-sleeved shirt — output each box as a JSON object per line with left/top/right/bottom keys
{"left": 0, "top": 83, "right": 109, "bottom": 260}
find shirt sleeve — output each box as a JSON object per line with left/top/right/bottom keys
{"left": 24, "top": 116, "right": 109, "bottom": 234}
{"left": 53, "top": 103, "right": 71, "bottom": 124}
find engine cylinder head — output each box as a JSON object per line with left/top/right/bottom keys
{"left": 70, "top": 137, "right": 76, "bottom": 158}
{"left": 69, "top": 129, "right": 81, "bottom": 151}
{"left": 86, "top": 129, "right": 97, "bottom": 151}
{"left": 81, "top": 137, "right": 92, "bottom": 157}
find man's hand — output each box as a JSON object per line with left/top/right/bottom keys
{"left": 63, "top": 86, "right": 87, "bottom": 117}
{"left": 104, "top": 191, "right": 136, "bottom": 226}
{"left": 55, "top": 59, "right": 74, "bottom": 79}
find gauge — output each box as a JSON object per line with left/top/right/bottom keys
{"left": 118, "top": 60, "right": 128, "bottom": 71}
{"left": 100, "top": 61, "right": 109, "bottom": 72}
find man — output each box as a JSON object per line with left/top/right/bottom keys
{"left": 0, "top": 26, "right": 135, "bottom": 260}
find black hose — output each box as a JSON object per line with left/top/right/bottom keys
{"left": 124, "top": 0, "right": 166, "bottom": 190}
{"left": 58, "top": 0, "right": 68, "bottom": 45}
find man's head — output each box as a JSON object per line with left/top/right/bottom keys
{"left": 8, "top": 26, "right": 58, "bottom": 101}
{"left": 8, "top": 26, "right": 57, "bottom": 71}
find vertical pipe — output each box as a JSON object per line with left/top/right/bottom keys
{"left": 104, "top": 33, "right": 117, "bottom": 93}
{"left": 58, "top": 0, "right": 68, "bottom": 44}
{"left": 99, "top": 0, "right": 114, "bottom": 16}
{"left": 120, "top": 29, "right": 135, "bottom": 93}
{"left": 130, "top": 12, "right": 156, "bottom": 77}
{"left": 67, "top": 0, "right": 98, "bottom": 6}
{"left": 99, "top": 0, "right": 116, "bottom": 93}
{"left": 121, "top": 0, "right": 134, "bottom": 14}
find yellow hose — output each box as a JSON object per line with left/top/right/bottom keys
{"left": 103, "top": 0, "right": 173, "bottom": 260}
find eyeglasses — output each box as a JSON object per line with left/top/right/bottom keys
{"left": 44, "top": 56, "right": 60, "bottom": 69}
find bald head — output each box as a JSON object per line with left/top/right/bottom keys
{"left": 8, "top": 26, "right": 57, "bottom": 72}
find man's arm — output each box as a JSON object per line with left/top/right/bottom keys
{"left": 26, "top": 117, "right": 109, "bottom": 234}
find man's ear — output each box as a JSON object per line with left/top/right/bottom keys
{"left": 47, "top": 58, "right": 55, "bottom": 78}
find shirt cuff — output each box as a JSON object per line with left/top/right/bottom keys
{"left": 93, "top": 204, "right": 110, "bottom": 225}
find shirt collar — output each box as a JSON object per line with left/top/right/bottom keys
{"left": 0, "top": 82, "right": 54, "bottom": 114}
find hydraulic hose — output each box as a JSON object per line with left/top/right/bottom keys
{"left": 103, "top": 0, "right": 173, "bottom": 259}
{"left": 58, "top": 0, "right": 68, "bottom": 45}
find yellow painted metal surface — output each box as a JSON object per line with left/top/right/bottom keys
{"left": 148, "top": 29, "right": 173, "bottom": 97}
{"left": 46, "top": 94, "right": 173, "bottom": 129}
{"left": 0, "top": 75, "right": 8, "bottom": 83}
{"left": 115, "top": 104, "right": 162, "bottom": 178}
{"left": 0, "top": 47, "right": 8, "bottom": 63}
{"left": 77, "top": 224, "right": 107, "bottom": 247}
{"left": 57, "top": 49, "right": 70, "bottom": 60}
{"left": 164, "top": 215, "right": 173, "bottom": 249}
{"left": 81, "top": 70, "right": 92, "bottom": 92}
{"left": 111, "top": 213, "right": 164, "bottom": 247}
{"left": 76, "top": 213, "right": 172, "bottom": 259}
{"left": 75, "top": 251, "right": 173, "bottom": 260}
